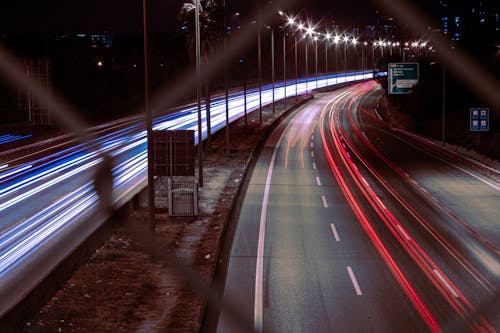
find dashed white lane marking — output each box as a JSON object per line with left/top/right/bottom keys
{"left": 347, "top": 266, "right": 363, "bottom": 295}
{"left": 311, "top": 151, "right": 314, "bottom": 157}
{"left": 312, "top": 162, "right": 317, "bottom": 170}
{"left": 361, "top": 177, "right": 369, "bottom": 187}
{"left": 397, "top": 225, "right": 411, "bottom": 241}
{"left": 375, "top": 196, "right": 386, "bottom": 209}
{"left": 311, "top": 141, "right": 314, "bottom": 148}
{"left": 433, "top": 269, "right": 459, "bottom": 298}
{"left": 330, "top": 224, "right": 340, "bottom": 241}
{"left": 316, "top": 176, "right": 322, "bottom": 186}
{"left": 321, "top": 195, "right": 328, "bottom": 208}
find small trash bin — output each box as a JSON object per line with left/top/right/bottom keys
{"left": 168, "top": 178, "right": 198, "bottom": 217}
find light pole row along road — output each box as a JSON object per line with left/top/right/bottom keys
{"left": 0, "top": 71, "right": 371, "bottom": 318}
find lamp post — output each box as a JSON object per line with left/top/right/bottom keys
{"left": 351, "top": 37, "right": 358, "bottom": 71}
{"left": 362, "top": 41, "right": 367, "bottom": 74}
{"left": 343, "top": 36, "right": 348, "bottom": 81}
{"left": 314, "top": 36, "right": 318, "bottom": 88}
{"left": 294, "top": 34, "right": 298, "bottom": 99}
{"left": 325, "top": 33, "right": 331, "bottom": 84}
{"left": 223, "top": 0, "right": 229, "bottom": 154}
{"left": 257, "top": 23, "right": 262, "bottom": 123}
{"left": 195, "top": 0, "right": 203, "bottom": 187}
{"left": 286, "top": 17, "right": 298, "bottom": 99}
{"left": 442, "top": 66, "right": 446, "bottom": 143}
{"left": 271, "top": 27, "right": 275, "bottom": 113}
{"left": 242, "top": 58, "right": 248, "bottom": 127}
{"left": 143, "top": 0, "right": 155, "bottom": 233}
{"left": 372, "top": 41, "right": 376, "bottom": 70}
{"left": 305, "top": 36, "right": 308, "bottom": 92}
{"left": 334, "top": 35, "right": 339, "bottom": 83}
{"left": 283, "top": 31, "right": 286, "bottom": 109}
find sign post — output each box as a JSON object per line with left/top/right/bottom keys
{"left": 388, "top": 63, "right": 419, "bottom": 94}
{"left": 470, "top": 108, "right": 489, "bottom": 147}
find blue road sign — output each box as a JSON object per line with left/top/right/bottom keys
{"left": 470, "top": 108, "right": 489, "bottom": 131}
{"left": 388, "top": 63, "right": 419, "bottom": 94}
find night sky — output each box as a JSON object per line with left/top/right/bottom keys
{"left": 0, "top": 0, "right": 437, "bottom": 34}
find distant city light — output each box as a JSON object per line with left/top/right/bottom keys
{"left": 278, "top": 11, "right": 432, "bottom": 55}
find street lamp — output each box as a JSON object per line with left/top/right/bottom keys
{"left": 334, "top": 35, "right": 340, "bottom": 83}
{"left": 304, "top": 26, "right": 314, "bottom": 92}
{"left": 283, "top": 31, "right": 287, "bottom": 109}
{"left": 194, "top": 0, "right": 203, "bottom": 187}
{"left": 362, "top": 41, "right": 367, "bottom": 73}
{"left": 284, "top": 15, "right": 298, "bottom": 99}
{"left": 294, "top": 33, "right": 298, "bottom": 99}
{"left": 314, "top": 35, "right": 318, "bottom": 88}
{"left": 343, "top": 35, "right": 349, "bottom": 81}
{"left": 143, "top": 0, "right": 155, "bottom": 232}
{"left": 270, "top": 26, "right": 275, "bottom": 113}
{"left": 240, "top": 58, "right": 248, "bottom": 127}
{"left": 223, "top": 0, "right": 229, "bottom": 154}
{"left": 351, "top": 37, "right": 358, "bottom": 70}
{"left": 257, "top": 21, "right": 262, "bottom": 123}
{"left": 325, "top": 33, "right": 331, "bottom": 84}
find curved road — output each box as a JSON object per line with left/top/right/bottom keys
{"left": 217, "top": 81, "right": 499, "bottom": 332}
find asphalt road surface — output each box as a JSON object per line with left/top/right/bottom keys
{"left": 217, "top": 81, "right": 499, "bottom": 333}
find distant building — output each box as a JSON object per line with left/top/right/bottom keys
{"left": 439, "top": 0, "right": 462, "bottom": 43}
{"left": 90, "top": 31, "right": 114, "bottom": 48}
{"left": 375, "top": 11, "right": 398, "bottom": 40}
{"left": 364, "top": 25, "right": 377, "bottom": 40}
{"left": 437, "top": 0, "right": 499, "bottom": 44}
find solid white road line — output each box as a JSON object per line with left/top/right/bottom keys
{"left": 347, "top": 266, "right": 363, "bottom": 295}
{"left": 316, "top": 176, "right": 322, "bottom": 186}
{"left": 254, "top": 127, "right": 288, "bottom": 332}
{"left": 321, "top": 195, "right": 328, "bottom": 208}
{"left": 330, "top": 224, "right": 340, "bottom": 241}
{"left": 453, "top": 164, "right": 500, "bottom": 191}
{"left": 433, "top": 269, "right": 459, "bottom": 298}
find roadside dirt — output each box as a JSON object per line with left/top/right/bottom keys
{"left": 22, "top": 97, "right": 306, "bottom": 333}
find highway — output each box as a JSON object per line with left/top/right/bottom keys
{"left": 217, "top": 82, "right": 499, "bottom": 332}
{"left": 0, "top": 71, "right": 372, "bottom": 318}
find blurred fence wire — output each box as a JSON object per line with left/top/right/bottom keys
{"left": 0, "top": 0, "right": 498, "bottom": 332}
